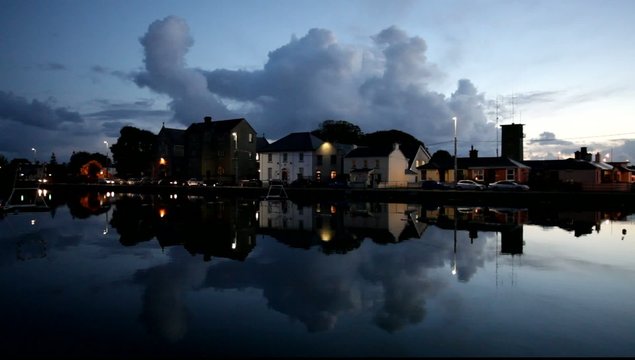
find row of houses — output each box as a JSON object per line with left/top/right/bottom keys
{"left": 156, "top": 116, "right": 635, "bottom": 191}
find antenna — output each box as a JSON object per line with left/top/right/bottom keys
{"left": 511, "top": 92, "right": 516, "bottom": 123}
{"left": 495, "top": 96, "right": 500, "bottom": 157}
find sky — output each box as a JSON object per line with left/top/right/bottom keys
{"left": 1, "top": 0, "right": 634, "bottom": 164}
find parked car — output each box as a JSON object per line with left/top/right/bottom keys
{"left": 288, "top": 178, "right": 316, "bottom": 188}
{"left": 241, "top": 179, "right": 262, "bottom": 187}
{"left": 455, "top": 179, "right": 486, "bottom": 190}
{"left": 420, "top": 180, "right": 450, "bottom": 190}
{"left": 186, "top": 178, "right": 205, "bottom": 186}
{"left": 157, "top": 178, "right": 179, "bottom": 186}
{"left": 487, "top": 180, "right": 529, "bottom": 191}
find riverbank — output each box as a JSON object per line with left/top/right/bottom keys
{"left": 41, "top": 183, "right": 635, "bottom": 211}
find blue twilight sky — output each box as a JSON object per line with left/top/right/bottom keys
{"left": 1, "top": 0, "right": 634, "bottom": 163}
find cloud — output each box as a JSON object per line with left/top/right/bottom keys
{"left": 37, "top": 62, "right": 67, "bottom": 71}
{"left": 133, "top": 17, "right": 496, "bottom": 154}
{"left": 90, "top": 65, "right": 129, "bottom": 81}
{"left": 0, "top": 90, "right": 84, "bottom": 130}
{"left": 134, "top": 16, "right": 231, "bottom": 125}
{"left": 528, "top": 131, "right": 574, "bottom": 145}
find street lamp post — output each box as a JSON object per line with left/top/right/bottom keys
{"left": 452, "top": 116, "right": 458, "bottom": 184}
{"left": 232, "top": 132, "right": 238, "bottom": 185}
{"left": 31, "top": 147, "right": 37, "bottom": 163}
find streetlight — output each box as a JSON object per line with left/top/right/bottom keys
{"left": 232, "top": 132, "right": 238, "bottom": 184}
{"left": 31, "top": 147, "right": 37, "bottom": 163}
{"left": 452, "top": 116, "right": 457, "bottom": 184}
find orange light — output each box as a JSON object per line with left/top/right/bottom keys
{"left": 159, "top": 208, "right": 167, "bottom": 218}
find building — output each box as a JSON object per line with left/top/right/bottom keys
{"left": 344, "top": 143, "right": 412, "bottom": 188}
{"left": 156, "top": 116, "right": 259, "bottom": 184}
{"left": 258, "top": 132, "right": 348, "bottom": 184}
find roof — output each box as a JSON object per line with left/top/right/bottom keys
{"left": 459, "top": 157, "right": 531, "bottom": 169}
{"left": 259, "top": 132, "right": 325, "bottom": 152}
{"left": 256, "top": 136, "right": 270, "bottom": 152}
{"left": 158, "top": 126, "right": 185, "bottom": 144}
{"left": 417, "top": 156, "right": 530, "bottom": 170}
{"left": 186, "top": 118, "right": 249, "bottom": 135}
{"left": 523, "top": 158, "right": 613, "bottom": 171}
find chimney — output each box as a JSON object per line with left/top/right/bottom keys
{"left": 595, "top": 152, "right": 601, "bottom": 162}
{"left": 469, "top": 145, "right": 478, "bottom": 159}
{"left": 393, "top": 143, "right": 400, "bottom": 150}
{"left": 204, "top": 116, "right": 212, "bottom": 124}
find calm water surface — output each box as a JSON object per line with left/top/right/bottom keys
{"left": 1, "top": 191, "right": 634, "bottom": 357}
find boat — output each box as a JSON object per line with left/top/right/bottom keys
{"left": 264, "top": 180, "right": 288, "bottom": 200}
{"left": 2, "top": 169, "right": 50, "bottom": 213}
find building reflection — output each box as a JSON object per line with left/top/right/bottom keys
{"left": 30, "top": 191, "right": 631, "bottom": 264}
{"left": 257, "top": 200, "right": 427, "bottom": 253}
{"left": 108, "top": 193, "right": 258, "bottom": 262}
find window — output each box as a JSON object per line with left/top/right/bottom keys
{"left": 506, "top": 169, "right": 515, "bottom": 180}
{"left": 363, "top": 160, "right": 368, "bottom": 168}
{"left": 375, "top": 159, "right": 380, "bottom": 168}
{"left": 299, "top": 167, "right": 304, "bottom": 177}
{"left": 267, "top": 153, "right": 272, "bottom": 163}
{"left": 267, "top": 167, "right": 272, "bottom": 179}
{"left": 330, "top": 171, "right": 337, "bottom": 179}
{"left": 299, "top": 153, "right": 304, "bottom": 162}
{"left": 330, "top": 155, "right": 336, "bottom": 165}
{"left": 218, "top": 151, "right": 224, "bottom": 157}
{"left": 317, "top": 155, "right": 323, "bottom": 166}
{"left": 248, "top": 152, "right": 253, "bottom": 159}
{"left": 315, "top": 170, "right": 322, "bottom": 181}
{"left": 283, "top": 153, "right": 288, "bottom": 162}
{"left": 352, "top": 159, "right": 356, "bottom": 169}
{"left": 249, "top": 133, "right": 253, "bottom": 143}
{"left": 473, "top": 169, "right": 484, "bottom": 181}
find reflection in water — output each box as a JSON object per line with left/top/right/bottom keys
{"left": 2, "top": 190, "right": 634, "bottom": 356}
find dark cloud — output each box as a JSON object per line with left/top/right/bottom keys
{"left": 90, "top": 65, "right": 129, "bottom": 82}
{"left": 38, "top": 62, "right": 67, "bottom": 71}
{"left": 528, "top": 131, "right": 574, "bottom": 145}
{"left": 0, "top": 90, "right": 84, "bottom": 130}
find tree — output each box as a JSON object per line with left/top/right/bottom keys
{"left": 311, "top": 120, "right": 364, "bottom": 144}
{"left": 360, "top": 129, "right": 425, "bottom": 150}
{"left": 111, "top": 126, "right": 157, "bottom": 178}
{"left": 429, "top": 150, "right": 453, "bottom": 165}
{"left": 67, "top": 151, "right": 110, "bottom": 182}
{"left": 428, "top": 150, "right": 454, "bottom": 183}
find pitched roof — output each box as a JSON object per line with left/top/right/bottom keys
{"left": 256, "top": 136, "right": 270, "bottom": 152}
{"left": 417, "top": 156, "right": 530, "bottom": 170}
{"left": 522, "top": 158, "right": 613, "bottom": 171}
{"left": 158, "top": 126, "right": 185, "bottom": 144}
{"left": 186, "top": 118, "right": 248, "bottom": 134}
{"left": 260, "top": 132, "right": 325, "bottom": 152}
{"left": 459, "top": 157, "right": 530, "bottom": 169}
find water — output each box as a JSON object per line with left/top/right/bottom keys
{"left": 1, "top": 191, "right": 634, "bottom": 357}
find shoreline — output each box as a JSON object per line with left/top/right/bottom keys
{"left": 41, "top": 183, "right": 635, "bottom": 211}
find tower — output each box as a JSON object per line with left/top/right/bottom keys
{"left": 500, "top": 123, "right": 524, "bottom": 161}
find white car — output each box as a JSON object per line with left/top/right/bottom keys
{"left": 455, "top": 179, "right": 486, "bottom": 190}
{"left": 186, "top": 178, "right": 205, "bottom": 186}
{"left": 487, "top": 180, "right": 529, "bottom": 191}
